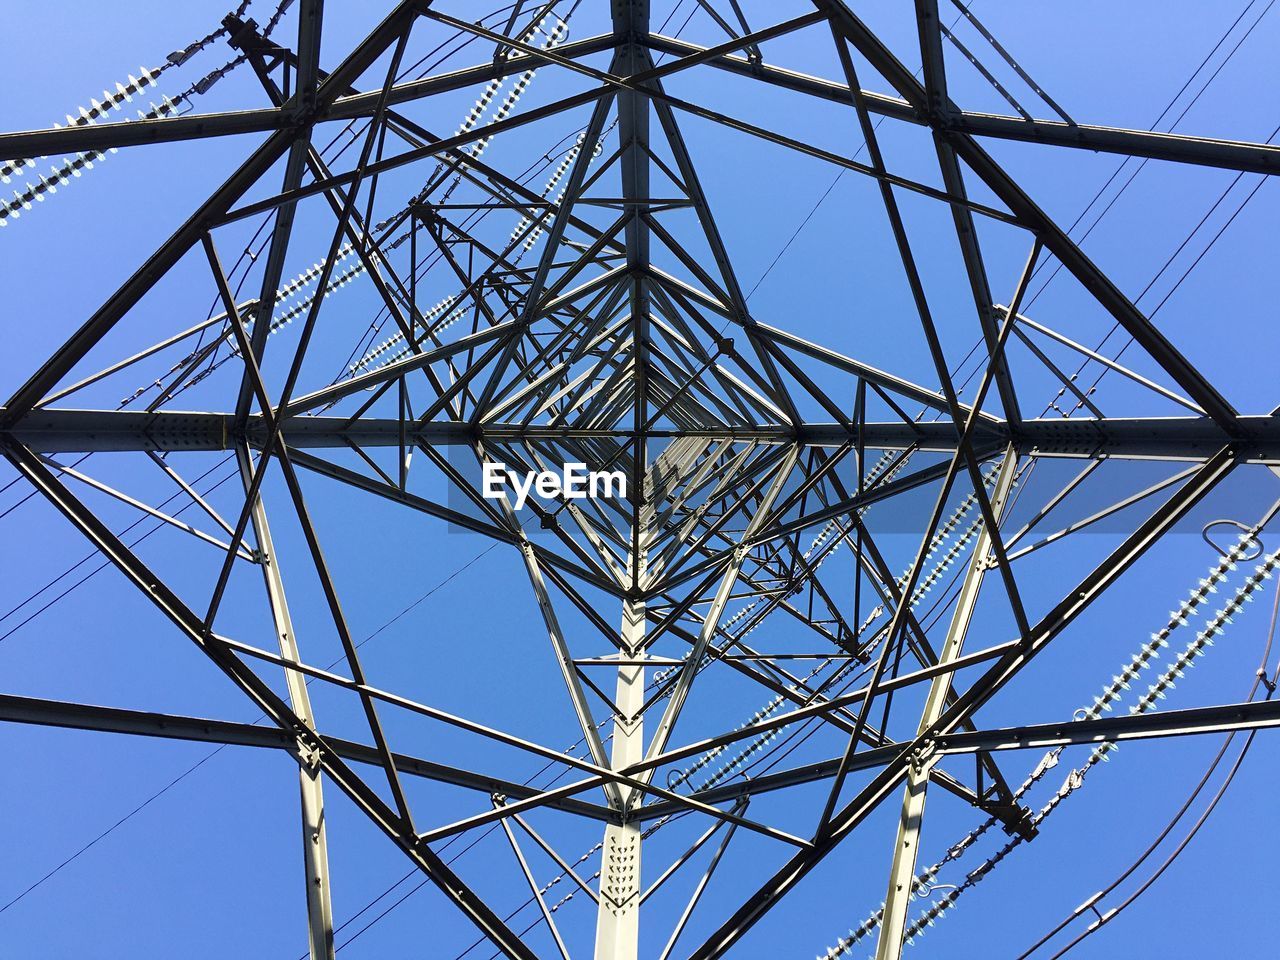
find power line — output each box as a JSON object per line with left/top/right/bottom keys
{"left": 0, "top": 543, "right": 498, "bottom": 915}
{"left": 1022, "top": 567, "right": 1280, "bottom": 958}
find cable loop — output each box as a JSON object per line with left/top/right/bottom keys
{"left": 1203, "top": 519, "right": 1263, "bottom": 561}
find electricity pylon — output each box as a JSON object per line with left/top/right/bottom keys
{"left": 2, "top": 3, "right": 1279, "bottom": 959}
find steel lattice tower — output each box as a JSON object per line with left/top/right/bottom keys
{"left": 3, "top": 2, "right": 1279, "bottom": 959}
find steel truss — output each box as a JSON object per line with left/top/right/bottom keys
{"left": 2, "top": 2, "right": 1278, "bottom": 959}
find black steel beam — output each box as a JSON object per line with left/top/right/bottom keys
{"left": 1, "top": 409, "right": 472, "bottom": 451}
{"left": 0, "top": 34, "right": 618, "bottom": 160}
{"left": 0, "top": 108, "right": 292, "bottom": 159}
{"left": 636, "top": 698, "right": 1280, "bottom": 818}
{"left": 0, "top": 693, "right": 616, "bottom": 824}
{"left": 937, "top": 697, "right": 1280, "bottom": 754}
{"left": 9, "top": 409, "right": 1280, "bottom": 460}
{"left": 11, "top": 26, "right": 1267, "bottom": 192}
{"left": 644, "top": 34, "right": 1280, "bottom": 176}
{"left": 947, "top": 112, "right": 1280, "bottom": 177}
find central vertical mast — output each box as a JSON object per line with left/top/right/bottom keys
{"left": 596, "top": 3, "right": 652, "bottom": 959}
{"left": 595, "top": 581, "right": 648, "bottom": 959}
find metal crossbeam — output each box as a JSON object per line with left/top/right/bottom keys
{"left": 9, "top": 409, "right": 1280, "bottom": 459}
